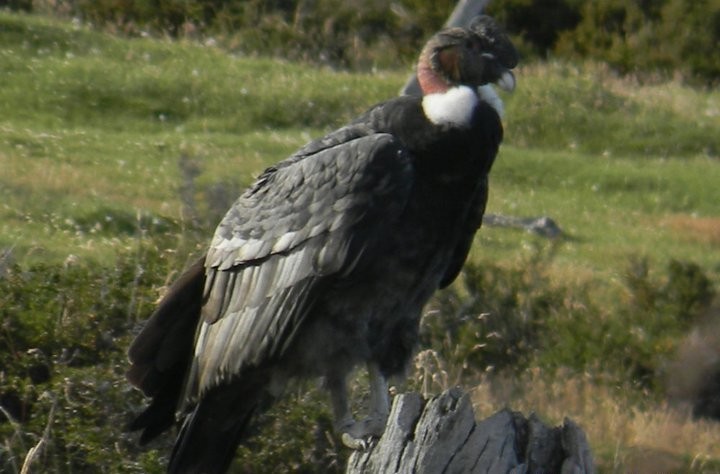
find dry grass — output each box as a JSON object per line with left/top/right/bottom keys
{"left": 522, "top": 61, "right": 720, "bottom": 126}
{"left": 469, "top": 369, "right": 720, "bottom": 472}
{"left": 608, "top": 74, "right": 720, "bottom": 126}
{"left": 662, "top": 214, "right": 720, "bottom": 246}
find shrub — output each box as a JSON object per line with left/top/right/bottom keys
{"left": 423, "top": 248, "right": 717, "bottom": 395}
{"left": 232, "top": 385, "right": 347, "bottom": 473}
{"left": 424, "top": 242, "right": 566, "bottom": 380}
{"left": 0, "top": 242, "right": 180, "bottom": 472}
{"left": 486, "top": 0, "right": 583, "bottom": 57}
{"left": 624, "top": 257, "right": 715, "bottom": 333}
{"left": 555, "top": 0, "right": 720, "bottom": 84}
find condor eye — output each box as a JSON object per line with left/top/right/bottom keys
{"left": 465, "top": 39, "right": 481, "bottom": 52}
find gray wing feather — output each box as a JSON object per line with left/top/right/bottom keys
{"left": 185, "top": 133, "right": 413, "bottom": 401}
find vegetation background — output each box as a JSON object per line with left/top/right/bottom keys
{"left": 0, "top": 0, "right": 719, "bottom": 472}
{"left": 6, "top": 0, "right": 720, "bottom": 83}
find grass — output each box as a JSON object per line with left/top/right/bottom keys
{"left": 0, "top": 11, "right": 403, "bottom": 264}
{"left": 3, "top": 12, "right": 718, "bottom": 275}
{"left": 471, "top": 370, "right": 720, "bottom": 472}
{"left": 1, "top": 10, "right": 719, "bottom": 473}
{"left": 484, "top": 148, "right": 720, "bottom": 279}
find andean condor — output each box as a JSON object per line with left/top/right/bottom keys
{"left": 127, "top": 15, "right": 518, "bottom": 474}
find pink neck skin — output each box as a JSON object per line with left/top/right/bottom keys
{"left": 417, "top": 60, "right": 450, "bottom": 95}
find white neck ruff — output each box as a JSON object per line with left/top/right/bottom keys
{"left": 422, "top": 84, "right": 505, "bottom": 127}
{"left": 422, "top": 86, "right": 478, "bottom": 127}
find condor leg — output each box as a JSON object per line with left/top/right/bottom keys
{"left": 328, "top": 362, "right": 390, "bottom": 450}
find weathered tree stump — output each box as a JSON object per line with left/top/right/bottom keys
{"left": 346, "top": 388, "right": 594, "bottom": 474}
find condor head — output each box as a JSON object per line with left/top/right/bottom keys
{"left": 419, "top": 15, "right": 518, "bottom": 94}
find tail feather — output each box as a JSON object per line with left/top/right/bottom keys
{"left": 128, "top": 256, "right": 278, "bottom": 472}
{"left": 127, "top": 256, "right": 205, "bottom": 443}
{"left": 168, "top": 372, "right": 273, "bottom": 474}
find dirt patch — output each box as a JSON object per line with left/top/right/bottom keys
{"left": 662, "top": 214, "right": 720, "bottom": 246}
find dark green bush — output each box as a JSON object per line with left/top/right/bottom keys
{"left": 0, "top": 0, "right": 32, "bottom": 12}
{"left": 0, "top": 240, "right": 184, "bottom": 473}
{"left": 0, "top": 242, "right": 353, "bottom": 472}
{"left": 426, "top": 246, "right": 566, "bottom": 378}
{"left": 554, "top": 0, "right": 720, "bottom": 84}
{"left": 0, "top": 231, "right": 715, "bottom": 470}
{"left": 232, "top": 386, "right": 347, "bottom": 473}
{"left": 424, "top": 248, "right": 717, "bottom": 393}
{"left": 624, "top": 257, "right": 715, "bottom": 334}
{"left": 486, "top": 0, "right": 583, "bottom": 57}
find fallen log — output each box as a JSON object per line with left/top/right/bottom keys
{"left": 482, "top": 214, "right": 563, "bottom": 239}
{"left": 346, "top": 388, "right": 594, "bottom": 474}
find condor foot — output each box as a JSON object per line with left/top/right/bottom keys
{"left": 336, "top": 415, "right": 387, "bottom": 450}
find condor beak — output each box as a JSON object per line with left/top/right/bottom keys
{"left": 496, "top": 70, "right": 515, "bottom": 92}
{"left": 480, "top": 53, "right": 516, "bottom": 92}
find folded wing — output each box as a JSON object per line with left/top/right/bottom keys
{"left": 183, "top": 132, "right": 414, "bottom": 404}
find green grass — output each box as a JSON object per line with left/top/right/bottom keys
{"left": 1, "top": 11, "right": 720, "bottom": 473}
{"left": 3, "top": 12, "right": 718, "bottom": 275}
{"left": 483, "top": 148, "right": 720, "bottom": 277}
{"left": 0, "top": 12, "right": 406, "bottom": 264}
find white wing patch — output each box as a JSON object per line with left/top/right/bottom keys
{"left": 192, "top": 249, "right": 317, "bottom": 396}
{"left": 422, "top": 85, "right": 478, "bottom": 127}
{"left": 182, "top": 133, "right": 414, "bottom": 401}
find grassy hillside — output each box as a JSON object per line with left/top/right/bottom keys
{"left": 1, "top": 11, "right": 719, "bottom": 473}
{"left": 2, "top": 14, "right": 718, "bottom": 276}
